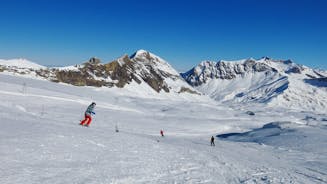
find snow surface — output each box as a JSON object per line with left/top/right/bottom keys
{"left": 52, "top": 65, "right": 80, "bottom": 71}
{"left": 1, "top": 73, "right": 326, "bottom": 184}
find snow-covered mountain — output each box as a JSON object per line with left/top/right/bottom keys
{"left": 181, "top": 57, "right": 327, "bottom": 113}
{"left": 0, "top": 50, "right": 198, "bottom": 95}
{"left": 1, "top": 52, "right": 326, "bottom": 113}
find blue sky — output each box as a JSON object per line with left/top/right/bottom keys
{"left": 0, "top": 0, "right": 326, "bottom": 71}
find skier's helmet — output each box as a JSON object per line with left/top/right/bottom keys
{"left": 92, "top": 102, "right": 96, "bottom": 105}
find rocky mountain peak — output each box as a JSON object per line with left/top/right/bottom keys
{"left": 87, "top": 57, "right": 101, "bottom": 65}
{"left": 130, "top": 49, "right": 171, "bottom": 66}
{"left": 183, "top": 58, "right": 277, "bottom": 86}
{"left": 261, "top": 56, "right": 271, "bottom": 61}
{"left": 130, "top": 49, "right": 151, "bottom": 59}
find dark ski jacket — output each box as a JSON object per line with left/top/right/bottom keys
{"left": 211, "top": 136, "right": 215, "bottom": 143}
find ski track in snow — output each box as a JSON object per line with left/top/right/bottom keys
{"left": 0, "top": 90, "right": 142, "bottom": 113}
{"left": 0, "top": 74, "right": 326, "bottom": 184}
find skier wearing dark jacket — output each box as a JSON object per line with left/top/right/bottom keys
{"left": 160, "top": 130, "right": 164, "bottom": 137}
{"left": 211, "top": 136, "right": 215, "bottom": 146}
{"left": 80, "top": 102, "right": 96, "bottom": 127}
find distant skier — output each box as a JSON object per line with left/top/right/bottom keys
{"left": 115, "top": 124, "right": 119, "bottom": 132}
{"left": 211, "top": 136, "right": 215, "bottom": 146}
{"left": 80, "top": 102, "right": 96, "bottom": 127}
{"left": 160, "top": 130, "right": 164, "bottom": 137}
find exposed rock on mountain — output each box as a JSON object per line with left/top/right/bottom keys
{"left": 0, "top": 50, "right": 198, "bottom": 95}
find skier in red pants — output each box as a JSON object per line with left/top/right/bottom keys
{"left": 80, "top": 102, "right": 96, "bottom": 127}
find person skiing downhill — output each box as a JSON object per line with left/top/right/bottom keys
{"left": 160, "top": 130, "right": 164, "bottom": 137}
{"left": 211, "top": 136, "right": 215, "bottom": 146}
{"left": 80, "top": 102, "right": 96, "bottom": 127}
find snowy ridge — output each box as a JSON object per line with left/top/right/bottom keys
{"left": 0, "top": 58, "right": 46, "bottom": 69}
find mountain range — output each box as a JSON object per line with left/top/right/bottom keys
{"left": 1, "top": 50, "right": 326, "bottom": 113}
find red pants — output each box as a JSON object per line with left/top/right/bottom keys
{"left": 80, "top": 114, "right": 92, "bottom": 126}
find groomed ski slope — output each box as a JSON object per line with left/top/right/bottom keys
{"left": 0, "top": 74, "right": 326, "bottom": 184}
